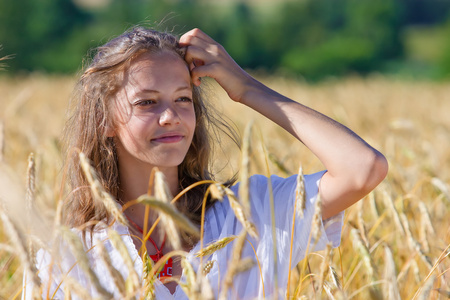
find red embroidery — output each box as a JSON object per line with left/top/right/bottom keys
{"left": 126, "top": 215, "right": 172, "bottom": 278}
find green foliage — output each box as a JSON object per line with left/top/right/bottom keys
{"left": 437, "top": 19, "right": 450, "bottom": 78}
{"left": 0, "top": 0, "right": 449, "bottom": 80}
{"left": 0, "top": 0, "right": 90, "bottom": 72}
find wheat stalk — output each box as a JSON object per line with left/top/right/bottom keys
{"left": 199, "top": 269, "right": 215, "bottom": 300}
{"left": 219, "top": 230, "right": 247, "bottom": 300}
{"left": 287, "top": 165, "right": 305, "bottom": 298}
{"left": 179, "top": 258, "right": 203, "bottom": 299}
{"left": 255, "top": 129, "right": 277, "bottom": 300}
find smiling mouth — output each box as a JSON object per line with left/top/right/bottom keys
{"left": 151, "top": 135, "right": 184, "bottom": 143}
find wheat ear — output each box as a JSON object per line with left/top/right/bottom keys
{"left": 399, "top": 212, "right": 432, "bottom": 269}
{"left": 417, "top": 275, "right": 436, "bottom": 300}
{"left": 79, "top": 152, "right": 128, "bottom": 226}
{"left": 63, "top": 276, "right": 94, "bottom": 300}
{"left": 350, "top": 228, "right": 375, "bottom": 281}
{"left": 26, "top": 153, "right": 37, "bottom": 264}
{"left": 137, "top": 195, "right": 200, "bottom": 238}
{"left": 356, "top": 200, "right": 369, "bottom": 248}
{"left": 195, "top": 235, "right": 237, "bottom": 258}
{"left": 382, "top": 190, "right": 405, "bottom": 234}
{"left": 317, "top": 243, "right": 333, "bottom": 297}
{"left": 96, "top": 240, "right": 126, "bottom": 297}
{"left": 0, "top": 204, "right": 41, "bottom": 294}
{"left": 287, "top": 165, "right": 305, "bottom": 299}
{"left": 209, "top": 183, "right": 225, "bottom": 201}
{"left": 219, "top": 230, "right": 248, "bottom": 300}
{"left": 239, "top": 121, "right": 253, "bottom": 219}
{"left": 383, "top": 244, "right": 401, "bottom": 300}
{"left": 60, "top": 227, "right": 112, "bottom": 298}
{"left": 418, "top": 201, "right": 434, "bottom": 252}
{"left": 0, "top": 120, "right": 4, "bottom": 163}
{"left": 142, "top": 251, "right": 155, "bottom": 300}
{"left": 295, "top": 165, "right": 306, "bottom": 218}
{"left": 107, "top": 229, "right": 140, "bottom": 293}
{"left": 152, "top": 170, "right": 182, "bottom": 250}
{"left": 311, "top": 193, "right": 323, "bottom": 243}
{"left": 224, "top": 187, "right": 258, "bottom": 239}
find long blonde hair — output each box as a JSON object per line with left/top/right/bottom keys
{"left": 62, "top": 27, "right": 238, "bottom": 234}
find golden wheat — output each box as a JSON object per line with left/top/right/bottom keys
{"left": 1, "top": 75, "right": 449, "bottom": 299}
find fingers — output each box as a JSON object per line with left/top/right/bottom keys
{"left": 180, "top": 28, "right": 224, "bottom": 63}
{"left": 179, "top": 28, "right": 215, "bottom": 46}
{"left": 179, "top": 28, "right": 245, "bottom": 94}
{"left": 180, "top": 29, "right": 226, "bottom": 85}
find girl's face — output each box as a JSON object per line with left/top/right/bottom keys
{"left": 111, "top": 51, "right": 196, "bottom": 171}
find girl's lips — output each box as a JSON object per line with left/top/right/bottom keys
{"left": 151, "top": 134, "right": 184, "bottom": 143}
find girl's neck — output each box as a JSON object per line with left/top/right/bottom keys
{"left": 118, "top": 163, "right": 180, "bottom": 203}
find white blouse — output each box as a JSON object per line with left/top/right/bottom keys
{"left": 23, "top": 171, "right": 344, "bottom": 299}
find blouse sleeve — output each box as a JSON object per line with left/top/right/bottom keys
{"left": 241, "top": 171, "right": 344, "bottom": 295}
{"left": 247, "top": 171, "right": 343, "bottom": 266}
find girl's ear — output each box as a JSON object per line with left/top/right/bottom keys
{"left": 105, "top": 123, "right": 115, "bottom": 137}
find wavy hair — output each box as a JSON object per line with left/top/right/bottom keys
{"left": 62, "top": 27, "right": 238, "bottom": 236}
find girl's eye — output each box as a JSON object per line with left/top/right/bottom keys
{"left": 177, "top": 97, "right": 192, "bottom": 103}
{"left": 135, "top": 99, "right": 155, "bottom": 106}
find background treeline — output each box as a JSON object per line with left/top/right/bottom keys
{"left": 1, "top": 0, "right": 450, "bottom": 81}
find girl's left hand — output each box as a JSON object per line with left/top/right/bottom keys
{"left": 179, "top": 28, "right": 258, "bottom": 103}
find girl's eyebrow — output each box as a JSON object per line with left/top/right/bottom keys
{"left": 133, "top": 86, "right": 192, "bottom": 97}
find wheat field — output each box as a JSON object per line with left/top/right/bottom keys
{"left": 0, "top": 74, "right": 449, "bottom": 299}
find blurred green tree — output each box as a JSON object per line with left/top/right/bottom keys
{"left": 0, "top": 0, "right": 449, "bottom": 80}
{"left": 0, "top": 0, "right": 90, "bottom": 72}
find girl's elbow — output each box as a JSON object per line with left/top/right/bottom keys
{"left": 359, "top": 150, "right": 388, "bottom": 193}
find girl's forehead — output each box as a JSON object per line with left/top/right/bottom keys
{"left": 130, "top": 50, "right": 186, "bottom": 70}
{"left": 120, "top": 51, "right": 191, "bottom": 94}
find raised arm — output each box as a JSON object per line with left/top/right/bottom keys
{"left": 180, "top": 29, "right": 388, "bottom": 219}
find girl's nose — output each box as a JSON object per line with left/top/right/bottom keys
{"left": 159, "top": 106, "right": 181, "bottom": 126}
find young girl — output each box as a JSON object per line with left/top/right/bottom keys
{"left": 24, "top": 27, "right": 387, "bottom": 299}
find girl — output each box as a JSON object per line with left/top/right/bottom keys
{"left": 24, "top": 27, "right": 388, "bottom": 299}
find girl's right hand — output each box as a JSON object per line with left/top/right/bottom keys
{"left": 179, "top": 28, "right": 261, "bottom": 103}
